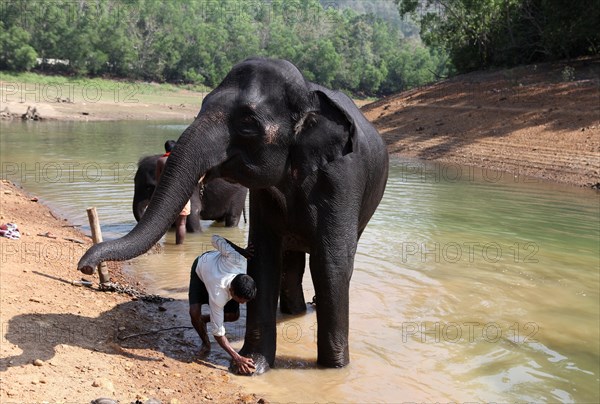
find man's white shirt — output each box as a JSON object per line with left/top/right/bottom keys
{"left": 193, "top": 235, "right": 247, "bottom": 336}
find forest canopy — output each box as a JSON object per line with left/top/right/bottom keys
{"left": 3, "top": 1, "right": 594, "bottom": 96}
{"left": 0, "top": 0, "right": 449, "bottom": 96}
{"left": 396, "top": 0, "right": 600, "bottom": 72}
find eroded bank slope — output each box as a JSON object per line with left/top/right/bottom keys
{"left": 363, "top": 58, "right": 600, "bottom": 187}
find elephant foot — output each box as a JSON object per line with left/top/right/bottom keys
{"left": 317, "top": 355, "right": 349, "bottom": 369}
{"left": 229, "top": 353, "right": 270, "bottom": 376}
{"left": 279, "top": 298, "right": 307, "bottom": 315}
{"left": 317, "top": 342, "right": 350, "bottom": 368}
{"left": 239, "top": 315, "right": 278, "bottom": 374}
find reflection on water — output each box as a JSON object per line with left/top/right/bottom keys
{"left": 1, "top": 121, "right": 598, "bottom": 402}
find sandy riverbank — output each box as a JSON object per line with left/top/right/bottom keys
{"left": 0, "top": 179, "right": 264, "bottom": 403}
{"left": 1, "top": 78, "right": 203, "bottom": 122}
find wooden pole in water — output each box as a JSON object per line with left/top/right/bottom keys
{"left": 86, "top": 207, "right": 110, "bottom": 284}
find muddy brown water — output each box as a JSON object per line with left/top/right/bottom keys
{"left": 1, "top": 121, "right": 598, "bottom": 402}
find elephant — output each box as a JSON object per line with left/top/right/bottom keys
{"left": 199, "top": 178, "right": 248, "bottom": 227}
{"left": 79, "top": 57, "right": 389, "bottom": 370}
{"left": 133, "top": 154, "right": 248, "bottom": 232}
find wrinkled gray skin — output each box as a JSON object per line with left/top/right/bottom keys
{"left": 200, "top": 177, "right": 248, "bottom": 227}
{"left": 79, "top": 58, "right": 389, "bottom": 370}
{"left": 133, "top": 154, "right": 247, "bottom": 231}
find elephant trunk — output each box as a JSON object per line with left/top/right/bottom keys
{"left": 78, "top": 119, "right": 227, "bottom": 274}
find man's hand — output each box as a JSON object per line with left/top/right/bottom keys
{"left": 215, "top": 335, "right": 256, "bottom": 374}
{"left": 234, "top": 354, "right": 256, "bottom": 375}
{"left": 244, "top": 242, "right": 255, "bottom": 260}
{"left": 223, "top": 237, "right": 254, "bottom": 260}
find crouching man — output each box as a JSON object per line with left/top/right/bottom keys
{"left": 189, "top": 235, "right": 257, "bottom": 374}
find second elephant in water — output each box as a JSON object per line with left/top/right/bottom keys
{"left": 132, "top": 154, "right": 247, "bottom": 231}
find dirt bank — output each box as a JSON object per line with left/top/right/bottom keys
{"left": 0, "top": 180, "right": 263, "bottom": 403}
{"left": 0, "top": 80, "right": 203, "bottom": 122}
{"left": 363, "top": 58, "right": 600, "bottom": 188}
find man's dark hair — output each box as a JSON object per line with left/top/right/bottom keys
{"left": 231, "top": 274, "right": 257, "bottom": 301}
{"left": 164, "top": 140, "right": 177, "bottom": 152}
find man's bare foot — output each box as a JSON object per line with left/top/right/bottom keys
{"left": 199, "top": 344, "right": 211, "bottom": 356}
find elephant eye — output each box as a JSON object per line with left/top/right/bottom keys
{"left": 236, "top": 114, "right": 262, "bottom": 137}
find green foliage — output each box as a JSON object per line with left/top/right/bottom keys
{"left": 0, "top": 23, "right": 38, "bottom": 71}
{"left": 383, "top": 42, "right": 447, "bottom": 93}
{"left": 0, "top": 0, "right": 450, "bottom": 96}
{"left": 397, "top": 0, "right": 600, "bottom": 72}
{"left": 561, "top": 66, "right": 576, "bottom": 82}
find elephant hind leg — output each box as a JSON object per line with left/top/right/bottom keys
{"left": 224, "top": 212, "right": 241, "bottom": 227}
{"left": 280, "top": 251, "right": 307, "bottom": 315}
{"left": 186, "top": 216, "right": 202, "bottom": 233}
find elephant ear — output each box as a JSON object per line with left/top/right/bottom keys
{"left": 290, "top": 83, "right": 368, "bottom": 179}
{"left": 297, "top": 83, "right": 360, "bottom": 156}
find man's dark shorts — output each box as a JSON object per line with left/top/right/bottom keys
{"left": 188, "top": 256, "right": 239, "bottom": 314}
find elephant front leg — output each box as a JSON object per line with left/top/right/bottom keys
{"left": 280, "top": 251, "right": 307, "bottom": 315}
{"left": 241, "top": 254, "right": 281, "bottom": 368}
{"left": 310, "top": 243, "right": 356, "bottom": 368}
{"left": 239, "top": 193, "right": 282, "bottom": 368}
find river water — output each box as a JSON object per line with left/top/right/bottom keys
{"left": 1, "top": 120, "right": 599, "bottom": 402}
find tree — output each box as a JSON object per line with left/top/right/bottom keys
{"left": 303, "top": 39, "right": 342, "bottom": 87}
{"left": 0, "top": 0, "right": 452, "bottom": 95}
{"left": 396, "top": 0, "right": 600, "bottom": 71}
{"left": 0, "top": 23, "right": 38, "bottom": 71}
